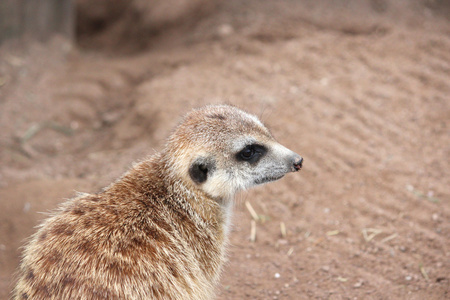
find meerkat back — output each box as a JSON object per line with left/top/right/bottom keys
{"left": 14, "top": 104, "right": 303, "bottom": 299}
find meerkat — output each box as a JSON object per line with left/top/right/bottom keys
{"left": 14, "top": 104, "right": 303, "bottom": 300}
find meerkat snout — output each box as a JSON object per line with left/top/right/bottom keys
{"left": 293, "top": 156, "right": 303, "bottom": 171}
{"left": 14, "top": 104, "right": 303, "bottom": 300}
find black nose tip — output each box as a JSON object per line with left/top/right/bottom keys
{"left": 293, "top": 157, "right": 303, "bottom": 171}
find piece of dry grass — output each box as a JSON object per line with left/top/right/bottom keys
{"left": 419, "top": 264, "right": 429, "bottom": 281}
{"left": 280, "top": 222, "right": 287, "bottom": 238}
{"left": 362, "top": 228, "right": 383, "bottom": 242}
{"left": 21, "top": 121, "right": 73, "bottom": 143}
{"left": 327, "top": 230, "right": 340, "bottom": 236}
{"left": 245, "top": 201, "right": 259, "bottom": 221}
{"left": 380, "top": 233, "right": 398, "bottom": 244}
{"left": 250, "top": 220, "right": 256, "bottom": 243}
{"left": 287, "top": 247, "right": 294, "bottom": 256}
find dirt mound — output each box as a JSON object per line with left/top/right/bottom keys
{"left": 76, "top": 0, "right": 218, "bottom": 51}
{"left": 1, "top": 0, "right": 449, "bottom": 299}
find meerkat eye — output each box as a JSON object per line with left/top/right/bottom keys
{"left": 236, "top": 144, "right": 267, "bottom": 164}
{"left": 240, "top": 146, "right": 255, "bottom": 159}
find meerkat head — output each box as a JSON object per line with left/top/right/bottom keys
{"left": 163, "top": 105, "right": 303, "bottom": 201}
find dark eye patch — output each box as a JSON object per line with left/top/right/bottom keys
{"left": 235, "top": 144, "right": 267, "bottom": 165}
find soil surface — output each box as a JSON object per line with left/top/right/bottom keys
{"left": 1, "top": 0, "right": 449, "bottom": 299}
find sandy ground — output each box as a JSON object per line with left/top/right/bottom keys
{"left": 0, "top": 0, "right": 449, "bottom": 299}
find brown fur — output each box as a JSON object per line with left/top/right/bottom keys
{"left": 14, "top": 105, "right": 301, "bottom": 299}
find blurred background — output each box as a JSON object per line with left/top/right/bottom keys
{"left": 0, "top": 0, "right": 449, "bottom": 299}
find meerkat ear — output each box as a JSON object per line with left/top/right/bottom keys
{"left": 189, "top": 157, "right": 215, "bottom": 184}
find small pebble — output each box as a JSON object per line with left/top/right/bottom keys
{"left": 274, "top": 273, "right": 281, "bottom": 279}
{"left": 289, "top": 86, "right": 300, "bottom": 94}
{"left": 320, "top": 78, "right": 329, "bottom": 86}
{"left": 321, "top": 266, "right": 330, "bottom": 272}
{"left": 23, "top": 202, "right": 31, "bottom": 213}
{"left": 277, "top": 239, "right": 288, "bottom": 245}
{"left": 218, "top": 24, "right": 234, "bottom": 36}
{"left": 70, "top": 121, "right": 79, "bottom": 130}
{"left": 353, "top": 280, "right": 364, "bottom": 288}
{"left": 405, "top": 275, "right": 412, "bottom": 281}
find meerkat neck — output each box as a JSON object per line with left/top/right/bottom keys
{"left": 118, "top": 155, "right": 232, "bottom": 241}
{"left": 170, "top": 177, "right": 231, "bottom": 235}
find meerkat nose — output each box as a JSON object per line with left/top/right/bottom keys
{"left": 293, "top": 157, "right": 303, "bottom": 172}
